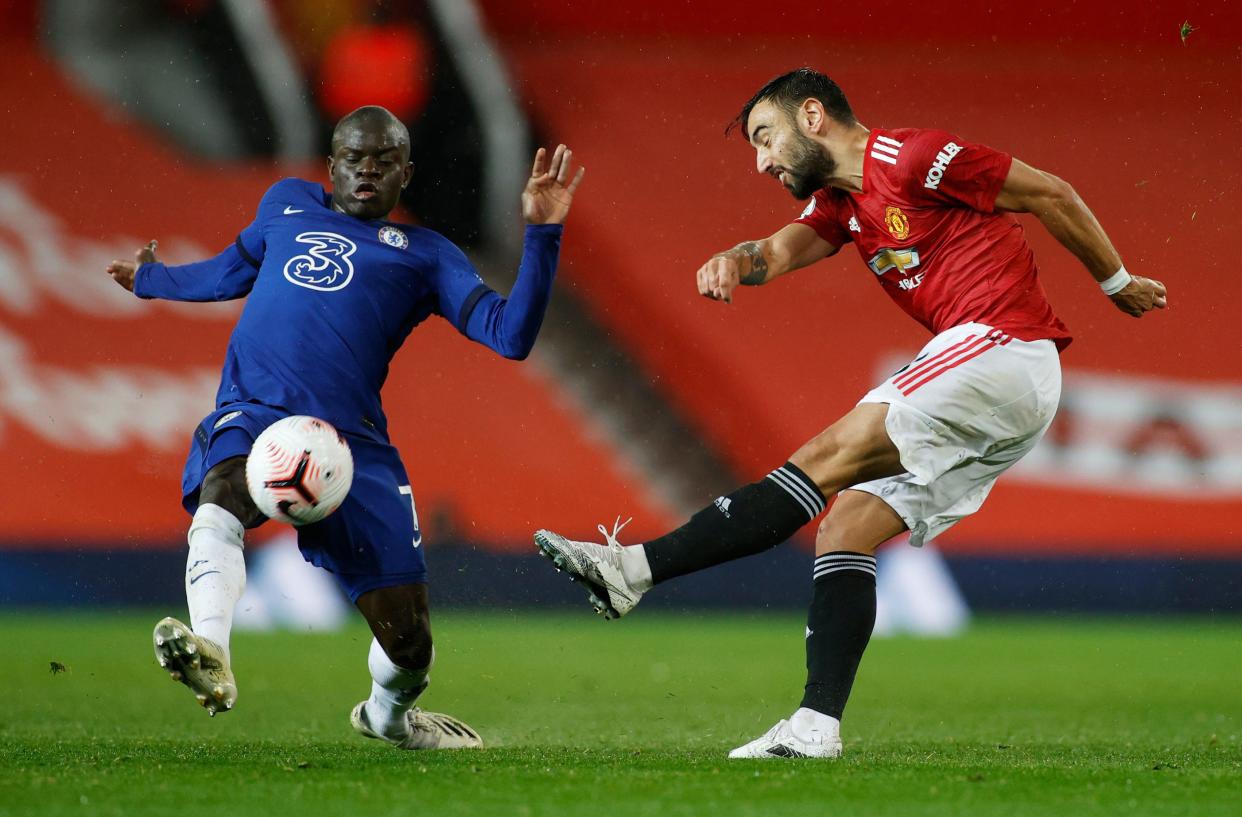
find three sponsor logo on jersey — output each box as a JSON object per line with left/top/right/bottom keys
{"left": 280, "top": 222, "right": 409, "bottom": 292}
{"left": 284, "top": 232, "right": 358, "bottom": 291}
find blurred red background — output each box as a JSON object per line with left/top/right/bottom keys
{"left": 1, "top": 0, "right": 1238, "bottom": 557}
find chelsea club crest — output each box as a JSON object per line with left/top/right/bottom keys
{"left": 378, "top": 225, "right": 409, "bottom": 249}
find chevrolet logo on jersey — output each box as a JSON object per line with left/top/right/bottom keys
{"left": 884, "top": 206, "right": 910, "bottom": 240}
{"left": 867, "top": 248, "right": 921, "bottom": 276}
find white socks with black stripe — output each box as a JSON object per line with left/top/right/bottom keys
{"left": 185, "top": 503, "right": 246, "bottom": 660}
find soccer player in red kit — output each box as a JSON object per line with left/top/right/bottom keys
{"left": 534, "top": 68, "right": 1166, "bottom": 758}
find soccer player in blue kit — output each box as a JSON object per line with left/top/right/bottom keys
{"left": 105, "top": 106, "right": 585, "bottom": 749}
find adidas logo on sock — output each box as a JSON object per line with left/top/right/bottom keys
{"left": 713, "top": 496, "right": 732, "bottom": 518}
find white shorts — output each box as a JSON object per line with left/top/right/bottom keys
{"left": 852, "top": 323, "right": 1062, "bottom": 546}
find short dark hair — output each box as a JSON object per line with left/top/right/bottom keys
{"left": 331, "top": 105, "right": 411, "bottom": 157}
{"left": 729, "top": 68, "right": 856, "bottom": 139}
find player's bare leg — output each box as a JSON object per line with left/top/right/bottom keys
{"left": 730, "top": 489, "right": 904, "bottom": 758}
{"left": 351, "top": 583, "right": 482, "bottom": 750}
{"left": 536, "top": 403, "right": 902, "bottom": 618}
{"left": 154, "top": 456, "right": 259, "bottom": 716}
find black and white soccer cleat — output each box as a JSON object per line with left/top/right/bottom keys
{"left": 534, "top": 518, "right": 643, "bottom": 619}
{"left": 728, "top": 716, "right": 843, "bottom": 759}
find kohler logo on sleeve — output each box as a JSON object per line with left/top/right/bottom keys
{"left": 923, "top": 142, "right": 963, "bottom": 189}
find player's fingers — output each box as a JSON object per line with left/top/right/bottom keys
{"left": 547, "top": 144, "right": 566, "bottom": 181}
{"left": 565, "top": 164, "right": 585, "bottom": 195}
{"left": 531, "top": 147, "right": 546, "bottom": 178}
{"left": 556, "top": 149, "right": 573, "bottom": 185}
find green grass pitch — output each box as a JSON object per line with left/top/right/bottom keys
{"left": 1, "top": 611, "right": 1239, "bottom": 816}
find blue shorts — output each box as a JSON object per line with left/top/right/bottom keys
{"left": 182, "top": 403, "right": 428, "bottom": 602}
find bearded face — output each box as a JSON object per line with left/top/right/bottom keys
{"left": 778, "top": 126, "right": 838, "bottom": 200}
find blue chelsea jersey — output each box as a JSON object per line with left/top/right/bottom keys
{"left": 136, "top": 178, "right": 564, "bottom": 442}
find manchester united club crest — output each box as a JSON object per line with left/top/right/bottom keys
{"left": 378, "top": 225, "right": 409, "bottom": 249}
{"left": 884, "top": 205, "right": 910, "bottom": 240}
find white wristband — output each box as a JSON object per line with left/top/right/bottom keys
{"left": 1099, "top": 266, "right": 1132, "bottom": 296}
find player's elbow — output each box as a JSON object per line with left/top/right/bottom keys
{"left": 498, "top": 336, "right": 534, "bottom": 361}
{"left": 1022, "top": 173, "right": 1078, "bottom": 218}
{"left": 1045, "top": 174, "right": 1078, "bottom": 208}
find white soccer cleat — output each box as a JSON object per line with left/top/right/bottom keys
{"left": 350, "top": 702, "right": 483, "bottom": 750}
{"left": 728, "top": 717, "right": 843, "bottom": 759}
{"left": 152, "top": 616, "right": 237, "bottom": 717}
{"left": 534, "top": 518, "right": 642, "bottom": 619}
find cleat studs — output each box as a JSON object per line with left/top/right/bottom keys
{"left": 190, "top": 657, "right": 201, "bottom": 669}
{"left": 155, "top": 636, "right": 165, "bottom": 646}
{"left": 170, "top": 671, "right": 182, "bottom": 681}
{"left": 207, "top": 707, "right": 216, "bottom": 717}
{"left": 212, "top": 686, "right": 224, "bottom": 700}
{"left": 173, "top": 629, "right": 184, "bottom": 638}
{"left": 196, "top": 694, "right": 208, "bottom": 705}
{"left": 185, "top": 643, "right": 197, "bottom": 654}
{"left": 158, "top": 658, "right": 168, "bottom": 668}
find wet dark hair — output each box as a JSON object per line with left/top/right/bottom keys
{"left": 728, "top": 68, "right": 856, "bottom": 139}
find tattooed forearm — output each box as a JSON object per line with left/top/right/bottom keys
{"left": 737, "top": 241, "right": 768, "bottom": 285}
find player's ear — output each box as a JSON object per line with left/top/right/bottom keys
{"left": 401, "top": 162, "right": 413, "bottom": 190}
{"left": 327, "top": 156, "right": 336, "bottom": 176}
{"left": 800, "top": 98, "right": 826, "bottom": 136}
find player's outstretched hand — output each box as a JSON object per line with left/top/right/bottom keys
{"left": 1110, "top": 275, "right": 1167, "bottom": 318}
{"left": 696, "top": 253, "right": 742, "bottom": 304}
{"left": 522, "top": 144, "right": 585, "bottom": 225}
{"left": 106, "top": 240, "right": 159, "bottom": 293}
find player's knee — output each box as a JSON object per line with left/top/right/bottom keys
{"left": 791, "top": 428, "right": 850, "bottom": 489}
{"left": 815, "top": 513, "right": 879, "bottom": 555}
{"left": 199, "top": 456, "right": 264, "bottom": 527}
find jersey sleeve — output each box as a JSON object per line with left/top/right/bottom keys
{"left": 791, "top": 189, "right": 852, "bottom": 248}
{"left": 132, "top": 182, "right": 276, "bottom": 301}
{"left": 432, "top": 236, "right": 493, "bottom": 332}
{"left": 904, "top": 129, "right": 1012, "bottom": 213}
{"left": 133, "top": 242, "right": 259, "bottom": 301}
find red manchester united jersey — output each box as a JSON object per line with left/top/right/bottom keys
{"left": 793, "top": 128, "right": 1071, "bottom": 350}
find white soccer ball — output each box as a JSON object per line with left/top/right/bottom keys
{"left": 245, "top": 415, "right": 354, "bottom": 526}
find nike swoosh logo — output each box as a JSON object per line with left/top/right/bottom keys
{"left": 283, "top": 206, "right": 303, "bottom": 215}
{"left": 189, "top": 570, "right": 221, "bottom": 585}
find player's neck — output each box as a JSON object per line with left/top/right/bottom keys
{"left": 823, "top": 124, "right": 870, "bottom": 195}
